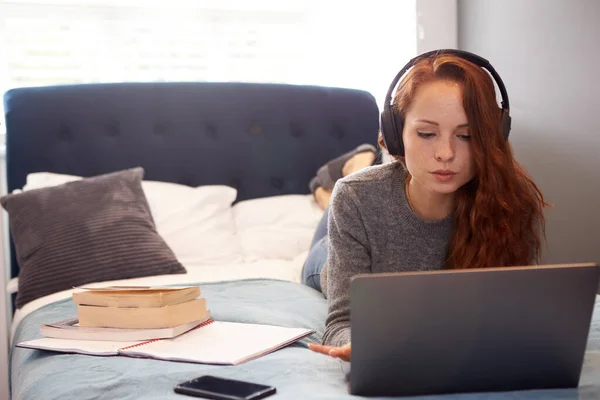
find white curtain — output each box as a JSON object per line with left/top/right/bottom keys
{"left": 0, "top": 0, "right": 418, "bottom": 132}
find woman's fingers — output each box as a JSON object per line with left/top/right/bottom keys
{"left": 308, "top": 343, "right": 334, "bottom": 355}
{"left": 330, "top": 344, "right": 351, "bottom": 362}
{"left": 308, "top": 343, "right": 351, "bottom": 362}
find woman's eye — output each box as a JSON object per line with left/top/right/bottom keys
{"left": 417, "top": 131, "right": 435, "bottom": 139}
{"left": 458, "top": 135, "right": 471, "bottom": 141}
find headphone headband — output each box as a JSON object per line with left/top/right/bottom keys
{"left": 380, "top": 49, "right": 511, "bottom": 156}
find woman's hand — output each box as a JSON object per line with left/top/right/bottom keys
{"left": 308, "top": 342, "right": 351, "bottom": 362}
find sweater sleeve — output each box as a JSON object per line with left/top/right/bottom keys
{"left": 321, "top": 181, "right": 372, "bottom": 348}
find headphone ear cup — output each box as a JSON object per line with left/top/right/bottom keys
{"left": 500, "top": 110, "right": 511, "bottom": 140}
{"left": 380, "top": 107, "right": 404, "bottom": 157}
{"left": 392, "top": 110, "right": 405, "bottom": 156}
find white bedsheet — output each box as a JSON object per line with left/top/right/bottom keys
{"left": 10, "top": 252, "right": 309, "bottom": 344}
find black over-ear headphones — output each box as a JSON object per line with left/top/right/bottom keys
{"left": 380, "top": 49, "right": 511, "bottom": 157}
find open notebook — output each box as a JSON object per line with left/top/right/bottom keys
{"left": 17, "top": 319, "right": 314, "bottom": 365}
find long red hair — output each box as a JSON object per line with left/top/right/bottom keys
{"left": 379, "top": 53, "right": 549, "bottom": 268}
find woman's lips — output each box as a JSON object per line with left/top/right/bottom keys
{"left": 431, "top": 170, "right": 457, "bottom": 182}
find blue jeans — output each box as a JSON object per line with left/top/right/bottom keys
{"left": 301, "top": 207, "right": 329, "bottom": 293}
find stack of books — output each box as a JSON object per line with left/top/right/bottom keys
{"left": 25, "top": 285, "right": 315, "bottom": 366}
{"left": 41, "top": 285, "right": 210, "bottom": 341}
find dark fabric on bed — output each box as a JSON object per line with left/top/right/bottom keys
{"left": 1, "top": 167, "right": 186, "bottom": 308}
{"left": 2, "top": 82, "right": 380, "bottom": 280}
{"left": 11, "top": 279, "right": 600, "bottom": 400}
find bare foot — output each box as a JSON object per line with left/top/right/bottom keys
{"left": 314, "top": 187, "right": 332, "bottom": 210}
{"left": 311, "top": 148, "right": 375, "bottom": 210}
{"left": 342, "top": 151, "right": 375, "bottom": 177}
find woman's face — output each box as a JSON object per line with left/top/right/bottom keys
{"left": 402, "top": 80, "right": 475, "bottom": 196}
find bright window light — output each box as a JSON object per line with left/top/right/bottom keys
{"left": 0, "top": 1, "right": 418, "bottom": 132}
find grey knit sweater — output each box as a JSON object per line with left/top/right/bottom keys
{"left": 320, "top": 162, "right": 453, "bottom": 348}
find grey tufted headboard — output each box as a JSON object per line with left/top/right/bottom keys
{"left": 3, "top": 81, "right": 380, "bottom": 279}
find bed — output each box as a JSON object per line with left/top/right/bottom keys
{"left": 3, "top": 81, "right": 600, "bottom": 400}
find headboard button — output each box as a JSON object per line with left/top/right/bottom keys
{"left": 179, "top": 178, "right": 194, "bottom": 187}
{"left": 330, "top": 124, "right": 345, "bottom": 140}
{"left": 206, "top": 123, "right": 218, "bottom": 138}
{"left": 153, "top": 122, "right": 170, "bottom": 136}
{"left": 289, "top": 122, "right": 304, "bottom": 138}
{"left": 58, "top": 124, "right": 72, "bottom": 142}
{"left": 270, "top": 177, "right": 284, "bottom": 190}
{"left": 106, "top": 122, "right": 120, "bottom": 137}
{"left": 230, "top": 178, "right": 241, "bottom": 189}
{"left": 249, "top": 124, "right": 263, "bottom": 136}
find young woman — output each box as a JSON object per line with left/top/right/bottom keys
{"left": 301, "top": 50, "right": 548, "bottom": 362}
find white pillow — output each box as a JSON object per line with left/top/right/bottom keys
{"left": 233, "top": 194, "right": 324, "bottom": 262}
{"left": 19, "top": 171, "right": 244, "bottom": 266}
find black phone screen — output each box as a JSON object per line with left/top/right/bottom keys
{"left": 174, "top": 375, "right": 276, "bottom": 400}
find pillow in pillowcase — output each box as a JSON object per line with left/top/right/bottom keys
{"left": 0, "top": 167, "right": 187, "bottom": 309}
{"left": 20, "top": 171, "right": 244, "bottom": 267}
{"left": 233, "top": 194, "right": 324, "bottom": 262}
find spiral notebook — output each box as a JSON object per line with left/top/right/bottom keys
{"left": 17, "top": 319, "right": 314, "bottom": 365}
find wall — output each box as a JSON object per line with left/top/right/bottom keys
{"left": 416, "top": 0, "right": 457, "bottom": 52}
{"left": 457, "top": 0, "right": 600, "bottom": 265}
{"left": 0, "top": 193, "right": 7, "bottom": 400}
{"left": 0, "top": 148, "right": 8, "bottom": 399}
{"left": 0, "top": 2, "right": 456, "bottom": 395}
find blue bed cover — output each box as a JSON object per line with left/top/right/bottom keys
{"left": 10, "top": 279, "right": 600, "bottom": 400}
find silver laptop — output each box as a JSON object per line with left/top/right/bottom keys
{"left": 349, "top": 263, "right": 600, "bottom": 397}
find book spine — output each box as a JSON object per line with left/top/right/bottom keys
{"left": 119, "top": 319, "right": 215, "bottom": 351}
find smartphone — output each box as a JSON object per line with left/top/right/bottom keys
{"left": 174, "top": 375, "right": 276, "bottom": 400}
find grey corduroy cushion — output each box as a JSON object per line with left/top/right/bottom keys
{"left": 1, "top": 167, "right": 187, "bottom": 308}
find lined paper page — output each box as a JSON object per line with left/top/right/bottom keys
{"left": 17, "top": 337, "right": 134, "bottom": 356}
{"left": 120, "top": 321, "right": 312, "bottom": 365}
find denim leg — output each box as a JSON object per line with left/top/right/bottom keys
{"left": 301, "top": 236, "right": 328, "bottom": 292}
{"left": 302, "top": 207, "right": 330, "bottom": 292}
{"left": 310, "top": 207, "right": 329, "bottom": 249}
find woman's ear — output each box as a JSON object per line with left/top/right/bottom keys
{"left": 376, "top": 131, "right": 393, "bottom": 164}
{"left": 381, "top": 148, "right": 392, "bottom": 164}
{"left": 378, "top": 130, "right": 405, "bottom": 164}
{"left": 377, "top": 131, "right": 386, "bottom": 151}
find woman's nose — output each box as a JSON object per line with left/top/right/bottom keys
{"left": 435, "top": 139, "right": 455, "bottom": 162}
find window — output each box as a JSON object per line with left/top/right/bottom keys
{"left": 0, "top": 0, "right": 418, "bottom": 134}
